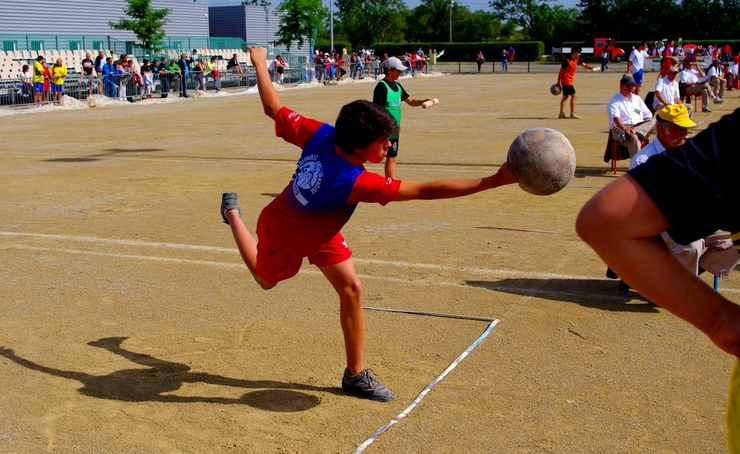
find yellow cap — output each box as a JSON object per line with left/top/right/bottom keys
{"left": 657, "top": 104, "right": 696, "bottom": 129}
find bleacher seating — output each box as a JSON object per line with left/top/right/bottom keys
{"left": 0, "top": 47, "right": 264, "bottom": 81}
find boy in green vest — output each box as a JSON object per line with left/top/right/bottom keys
{"left": 372, "top": 57, "right": 434, "bottom": 179}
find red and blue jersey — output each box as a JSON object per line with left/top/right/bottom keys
{"left": 256, "top": 107, "right": 401, "bottom": 258}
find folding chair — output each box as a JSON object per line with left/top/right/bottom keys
{"left": 603, "top": 133, "right": 649, "bottom": 175}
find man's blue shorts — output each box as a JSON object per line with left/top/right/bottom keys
{"left": 34, "top": 82, "right": 43, "bottom": 92}
{"left": 51, "top": 84, "right": 63, "bottom": 93}
{"left": 633, "top": 69, "right": 644, "bottom": 85}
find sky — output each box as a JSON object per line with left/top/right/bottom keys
{"left": 198, "top": 0, "right": 581, "bottom": 11}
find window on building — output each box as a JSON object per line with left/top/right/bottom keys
{"left": 30, "top": 41, "right": 44, "bottom": 52}
{"left": 3, "top": 41, "right": 18, "bottom": 52}
{"left": 69, "top": 41, "right": 82, "bottom": 51}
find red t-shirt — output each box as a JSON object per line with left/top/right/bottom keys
{"left": 560, "top": 57, "right": 578, "bottom": 86}
{"left": 256, "top": 107, "right": 401, "bottom": 258}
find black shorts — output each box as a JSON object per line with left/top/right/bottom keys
{"left": 277, "top": 67, "right": 284, "bottom": 74}
{"left": 562, "top": 85, "right": 576, "bottom": 96}
{"left": 387, "top": 137, "right": 399, "bottom": 158}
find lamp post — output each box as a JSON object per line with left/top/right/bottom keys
{"left": 330, "top": 0, "right": 334, "bottom": 54}
{"left": 449, "top": 0, "right": 455, "bottom": 43}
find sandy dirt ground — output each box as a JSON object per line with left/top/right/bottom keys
{"left": 1, "top": 68, "right": 739, "bottom": 453}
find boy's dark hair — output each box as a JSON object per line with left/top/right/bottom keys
{"left": 334, "top": 100, "right": 399, "bottom": 155}
{"left": 571, "top": 46, "right": 582, "bottom": 54}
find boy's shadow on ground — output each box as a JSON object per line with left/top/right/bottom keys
{"left": 467, "top": 278, "right": 658, "bottom": 313}
{"left": 0, "top": 337, "right": 341, "bottom": 411}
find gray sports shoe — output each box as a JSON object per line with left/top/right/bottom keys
{"left": 342, "top": 368, "right": 395, "bottom": 402}
{"left": 221, "top": 192, "right": 241, "bottom": 224}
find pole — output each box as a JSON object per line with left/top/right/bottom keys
{"left": 449, "top": 0, "right": 454, "bottom": 43}
{"left": 330, "top": 0, "right": 334, "bottom": 54}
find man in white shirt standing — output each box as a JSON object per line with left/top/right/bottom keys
{"left": 653, "top": 66, "right": 693, "bottom": 117}
{"left": 627, "top": 41, "right": 649, "bottom": 95}
{"left": 607, "top": 74, "right": 656, "bottom": 157}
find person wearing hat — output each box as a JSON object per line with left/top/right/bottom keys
{"left": 372, "top": 56, "right": 434, "bottom": 179}
{"left": 653, "top": 66, "right": 694, "bottom": 118}
{"left": 606, "top": 74, "right": 656, "bottom": 157}
{"left": 577, "top": 108, "right": 740, "bottom": 454}
{"left": 630, "top": 104, "right": 695, "bottom": 169}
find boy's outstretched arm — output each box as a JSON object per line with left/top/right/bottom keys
{"left": 394, "top": 162, "right": 517, "bottom": 201}
{"left": 247, "top": 46, "right": 283, "bottom": 119}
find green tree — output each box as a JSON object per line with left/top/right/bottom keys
{"left": 489, "top": 0, "right": 553, "bottom": 38}
{"left": 529, "top": 4, "right": 582, "bottom": 48}
{"left": 335, "top": 0, "right": 407, "bottom": 49}
{"left": 108, "top": 0, "right": 171, "bottom": 51}
{"left": 404, "top": 0, "right": 456, "bottom": 42}
{"left": 452, "top": 9, "right": 502, "bottom": 42}
{"left": 274, "top": 0, "right": 328, "bottom": 51}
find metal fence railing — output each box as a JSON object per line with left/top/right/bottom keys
{"left": 0, "top": 69, "right": 263, "bottom": 107}
{"left": 0, "top": 58, "right": 432, "bottom": 108}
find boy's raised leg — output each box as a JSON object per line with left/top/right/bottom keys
{"left": 221, "top": 193, "right": 275, "bottom": 290}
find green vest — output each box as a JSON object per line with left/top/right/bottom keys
{"left": 381, "top": 79, "right": 402, "bottom": 139}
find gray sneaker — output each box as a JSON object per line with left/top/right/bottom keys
{"left": 342, "top": 369, "right": 395, "bottom": 402}
{"left": 221, "top": 192, "right": 241, "bottom": 224}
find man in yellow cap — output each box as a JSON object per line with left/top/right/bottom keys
{"left": 630, "top": 103, "right": 695, "bottom": 169}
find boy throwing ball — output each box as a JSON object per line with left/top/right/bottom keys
{"left": 222, "top": 46, "right": 518, "bottom": 402}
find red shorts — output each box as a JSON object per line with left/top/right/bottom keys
{"left": 254, "top": 232, "right": 352, "bottom": 284}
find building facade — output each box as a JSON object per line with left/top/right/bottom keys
{"left": 208, "top": 4, "right": 305, "bottom": 57}
{"left": 0, "top": 0, "right": 209, "bottom": 48}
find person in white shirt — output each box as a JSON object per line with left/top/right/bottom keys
{"left": 627, "top": 42, "right": 649, "bottom": 95}
{"left": 606, "top": 73, "right": 656, "bottom": 157}
{"left": 703, "top": 59, "right": 727, "bottom": 102}
{"left": 728, "top": 57, "right": 739, "bottom": 91}
{"left": 653, "top": 66, "right": 694, "bottom": 117}
{"left": 680, "top": 59, "right": 713, "bottom": 112}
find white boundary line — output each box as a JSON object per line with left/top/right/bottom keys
{"left": 3, "top": 231, "right": 738, "bottom": 295}
{"left": 352, "top": 308, "right": 500, "bottom": 454}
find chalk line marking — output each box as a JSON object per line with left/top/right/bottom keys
{"left": 352, "top": 308, "right": 499, "bottom": 454}
{"left": 3, "top": 231, "right": 737, "bottom": 295}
